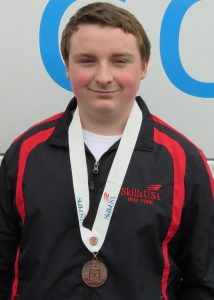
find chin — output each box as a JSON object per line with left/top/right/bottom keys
{"left": 95, "top": 104, "right": 114, "bottom": 112}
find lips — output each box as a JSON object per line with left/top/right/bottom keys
{"left": 89, "top": 89, "right": 119, "bottom": 94}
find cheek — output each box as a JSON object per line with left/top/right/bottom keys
{"left": 118, "top": 65, "right": 143, "bottom": 84}
{"left": 69, "top": 67, "right": 92, "bottom": 90}
{"left": 118, "top": 70, "right": 142, "bottom": 92}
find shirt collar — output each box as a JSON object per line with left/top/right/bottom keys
{"left": 48, "top": 96, "right": 154, "bottom": 151}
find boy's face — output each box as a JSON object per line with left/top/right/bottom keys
{"left": 66, "top": 24, "right": 148, "bottom": 120}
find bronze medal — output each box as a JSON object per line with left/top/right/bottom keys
{"left": 82, "top": 258, "right": 108, "bottom": 287}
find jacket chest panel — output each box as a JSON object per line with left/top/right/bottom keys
{"left": 22, "top": 148, "right": 78, "bottom": 227}
{"left": 101, "top": 149, "right": 174, "bottom": 234}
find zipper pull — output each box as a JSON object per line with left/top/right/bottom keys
{"left": 93, "top": 161, "right": 99, "bottom": 174}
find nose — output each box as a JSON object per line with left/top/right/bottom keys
{"left": 95, "top": 63, "right": 113, "bottom": 85}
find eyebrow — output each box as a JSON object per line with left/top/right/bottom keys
{"left": 111, "top": 52, "right": 135, "bottom": 59}
{"left": 72, "top": 52, "right": 135, "bottom": 60}
{"left": 72, "top": 53, "right": 95, "bottom": 61}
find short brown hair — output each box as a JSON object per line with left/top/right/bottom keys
{"left": 61, "top": 2, "right": 151, "bottom": 64}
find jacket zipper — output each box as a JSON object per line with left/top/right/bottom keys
{"left": 93, "top": 161, "right": 99, "bottom": 174}
{"left": 89, "top": 161, "right": 99, "bottom": 190}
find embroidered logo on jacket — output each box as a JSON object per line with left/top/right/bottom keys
{"left": 120, "top": 185, "right": 162, "bottom": 205}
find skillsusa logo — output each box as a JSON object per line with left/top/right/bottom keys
{"left": 120, "top": 185, "right": 162, "bottom": 205}
{"left": 104, "top": 192, "right": 110, "bottom": 202}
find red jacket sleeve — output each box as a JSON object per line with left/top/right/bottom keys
{"left": 177, "top": 151, "right": 214, "bottom": 300}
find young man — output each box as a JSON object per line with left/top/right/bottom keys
{"left": 0, "top": 2, "right": 214, "bottom": 300}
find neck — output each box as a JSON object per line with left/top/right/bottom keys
{"left": 79, "top": 109, "right": 132, "bottom": 136}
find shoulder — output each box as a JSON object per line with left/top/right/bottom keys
{"left": 152, "top": 114, "right": 214, "bottom": 199}
{"left": 152, "top": 114, "right": 201, "bottom": 159}
{"left": 12, "top": 112, "right": 64, "bottom": 145}
{"left": 4, "top": 112, "right": 64, "bottom": 166}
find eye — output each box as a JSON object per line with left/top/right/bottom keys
{"left": 113, "top": 58, "right": 129, "bottom": 66}
{"left": 78, "top": 58, "right": 96, "bottom": 65}
{"left": 80, "top": 59, "right": 93, "bottom": 64}
{"left": 114, "top": 59, "right": 127, "bottom": 63}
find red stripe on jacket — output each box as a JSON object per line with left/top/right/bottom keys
{"left": 12, "top": 128, "right": 55, "bottom": 300}
{"left": 154, "top": 128, "right": 186, "bottom": 300}
{"left": 16, "top": 127, "right": 55, "bottom": 223}
{"left": 152, "top": 115, "right": 214, "bottom": 200}
{"left": 10, "top": 249, "right": 19, "bottom": 300}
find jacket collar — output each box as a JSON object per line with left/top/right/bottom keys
{"left": 48, "top": 96, "right": 154, "bottom": 151}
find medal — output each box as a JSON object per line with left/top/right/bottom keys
{"left": 69, "top": 101, "right": 142, "bottom": 287}
{"left": 82, "top": 253, "right": 108, "bottom": 287}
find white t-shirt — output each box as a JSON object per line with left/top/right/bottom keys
{"left": 83, "top": 129, "right": 121, "bottom": 161}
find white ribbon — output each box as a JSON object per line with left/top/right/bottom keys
{"left": 68, "top": 101, "right": 142, "bottom": 253}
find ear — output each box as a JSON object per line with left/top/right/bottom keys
{"left": 140, "top": 60, "right": 149, "bottom": 80}
{"left": 65, "top": 61, "right": 70, "bottom": 79}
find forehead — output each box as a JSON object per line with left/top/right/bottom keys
{"left": 69, "top": 24, "right": 139, "bottom": 54}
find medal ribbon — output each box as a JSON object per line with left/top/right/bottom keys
{"left": 68, "top": 101, "right": 142, "bottom": 253}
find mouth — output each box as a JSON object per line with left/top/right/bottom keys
{"left": 89, "top": 89, "right": 119, "bottom": 94}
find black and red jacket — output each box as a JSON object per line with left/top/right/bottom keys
{"left": 0, "top": 97, "right": 214, "bottom": 300}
